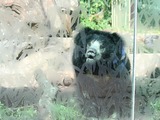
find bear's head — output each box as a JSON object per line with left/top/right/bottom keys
{"left": 72, "top": 27, "right": 130, "bottom": 76}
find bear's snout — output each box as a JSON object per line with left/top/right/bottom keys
{"left": 85, "top": 48, "right": 97, "bottom": 59}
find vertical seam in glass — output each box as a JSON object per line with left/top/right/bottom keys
{"left": 131, "top": 0, "right": 138, "bottom": 120}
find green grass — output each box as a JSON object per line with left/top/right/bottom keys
{"left": 0, "top": 101, "right": 85, "bottom": 120}
{"left": 51, "top": 103, "right": 85, "bottom": 120}
{"left": 151, "top": 100, "right": 160, "bottom": 120}
{"left": 0, "top": 102, "right": 37, "bottom": 120}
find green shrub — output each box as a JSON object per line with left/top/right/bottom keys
{"left": 80, "top": 0, "right": 111, "bottom": 30}
{"left": 138, "top": 0, "right": 160, "bottom": 29}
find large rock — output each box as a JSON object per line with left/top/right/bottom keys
{"left": 129, "top": 54, "right": 160, "bottom": 77}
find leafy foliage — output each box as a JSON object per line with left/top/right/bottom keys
{"left": 80, "top": 0, "right": 111, "bottom": 30}
{"left": 138, "top": 0, "right": 160, "bottom": 29}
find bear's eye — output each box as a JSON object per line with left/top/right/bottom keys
{"left": 100, "top": 46, "right": 105, "bottom": 53}
{"left": 80, "top": 45, "right": 84, "bottom": 48}
{"left": 88, "top": 42, "right": 91, "bottom": 46}
{"left": 100, "top": 45, "right": 105, "bottom": 49}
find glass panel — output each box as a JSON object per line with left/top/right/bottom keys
{"left": 0, "top": 0, "right": 80, "bottom": 119}
{"left": 2, "top": 0, "right": 160, "bottom": 120}
{"left": 135, "top": 0, "right": 160, "bottom": 119}
{"left": 73, "top": 0, "right": 133, "bottom": 119}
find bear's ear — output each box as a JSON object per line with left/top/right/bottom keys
{"left": 112, "top": 33, "right": 123, "bottom": 44}
{"left": 74, "top": 27, "right": 92, "bottom": 45}
{"left": 83, "top": 27, "right": 92, "bottom": 34}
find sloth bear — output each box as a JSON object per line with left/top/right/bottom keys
{"left": 72, "top": 27, "right": 131, "bottom": 118}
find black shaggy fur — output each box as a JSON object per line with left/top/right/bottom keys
{"left": 72, "top": 27, "right": 131, "bottom": 118}
{"left": 72, "top": 27, "right": 130, "bottom": 76}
